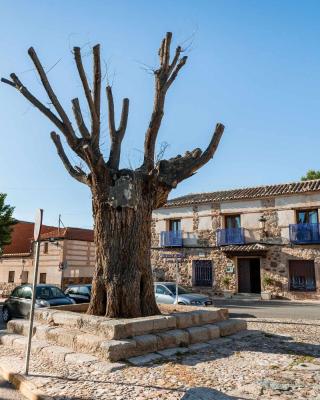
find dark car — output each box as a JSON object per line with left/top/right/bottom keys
{"left": 2, "top": 284, "right": 75, "bottom": 322}
{"left": 64, "top": 284, "right": 92, "bottom": 304}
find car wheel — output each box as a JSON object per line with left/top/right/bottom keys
{"left": 2, "top": 307, "right": 11, "bottom": 323}
{"left": 178, "top": 302, "right": 186, "bottom": 305}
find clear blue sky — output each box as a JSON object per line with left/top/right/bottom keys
{"left": 1, "top": 0, "right": 320, "bottom": 228}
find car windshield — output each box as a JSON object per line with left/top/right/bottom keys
{"left": 36, "top": 286, "right": 66, "bottom": 299}
{"left": 165, "top": 284, "right": 189, "bottom": 295}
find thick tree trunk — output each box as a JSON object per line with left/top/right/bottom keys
{"left": 87, "top": 178, "right": 160, "bottom": 318}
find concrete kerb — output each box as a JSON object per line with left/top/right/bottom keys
{"left": 0, "top": 364, "right": 53, "bottom": 400}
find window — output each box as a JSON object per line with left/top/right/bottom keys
{"left": 11, "top": 286, "right": 24, "bottom": 298}
{"left": 79, "top": 286, "right": 90, "bottom": 295}
{"left": 289, "top": 260, "right": 316, "bottom": 292}
{"left": 164, "top": 284, "right": 188, "bottom": 295}
{"left": 193, "top": 260, "right": 213, "bottom": 287}
{"left": 11, "top": 287, "right": 20, "bottom": 297}
{"left": 39, "top": 273, "right": 46, "bottom": 284}
{"left": 155, "top": 285, "right": 170, "bottom": 295}
{"left": 66, "top": 286, "right": 79, "bottom": 295}
{"left": 43, "top": 242, "right": 49, "bottom": 254}
{"left": 8, "top": 271, "right": 15, "bottom": 283}
{"left": 21, "top": 286, "right": 32, "bottom": 299}
{"left": 21, "top": 271, "right": 28, "bottom": 284}
{"left": 169, "top": 219, "right": 181, "bottom": 232}
{"left": 36, "top": 286, "right": 65, "bottom": 299}
{"left": 296, "top": 209, "right": 318, "bottom": 224}
{"left": 225, "top": 215, "right": 241, "bottom": 229}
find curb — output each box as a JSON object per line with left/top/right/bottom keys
{"left": 0, "top": 364, "right": 53, "bottom": 400}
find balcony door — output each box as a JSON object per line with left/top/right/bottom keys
{"left": 169, "top": 219, "right": 181, "bottom": 232}
{"left": 296, "top": 210, "right": 318, "bottom": 224}
{"left": 294, "top": 209, "right": 320, "bottom": 243}
{"left": 225, "top": 215, "right": 241, "bottom": 229}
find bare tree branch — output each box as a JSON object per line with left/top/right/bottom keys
{"left": 1, "top": 74, "right": 65, "bottom": 132}
{"left": 157, "top": 123, "right": 225, "bottom": 188}
{"left": 73, "top": 46, "right": 99, "bottom": 135}
{"left": 167, "top": 46, "right": 182, "bottom": 76}
{"left": 165, "top": 55, "right": 188, "bottom": 90}
{"left": 92, "top": 44, "right": 101, "bottom": 147}
{"left": 106, "top": 85, "right": 129, "bottom": 169}
{"left": 71, "top": 98, "right": 91, "bottom": 139}
{"left": 118, "top": 98, "right": 129, "bottom": 136}
{"left": 106, "top": 85, "right": 116, "bottom": 136}
{"left": 142, "top": 32, "right": 188, "bottom": 172}
{"left": 28, "top": 47, "right": 77, "bottom": 143}
{"left": 50, "top": 131, "right": 88, "bottom": 184}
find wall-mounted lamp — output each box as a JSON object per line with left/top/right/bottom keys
{"left": 259, "top": 215, "right": 267, "bottom": 238}
{"left": 259, "top": 215, "right": 267, "bottom": 229}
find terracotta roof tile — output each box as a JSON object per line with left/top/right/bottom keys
{"left": 165, "top": 179, "right": 320, "bottom": 207}
{"left": 2, "top": 221, "right": 55, "bottom": 255}
{"left": 2, "top": 222, "right": 94, "bottom": 256}
{"left": 40, "top": 227, "right": 94, "bottom": 242}
{"left": 221, "top": 243, "right": 269, "bottom": 252}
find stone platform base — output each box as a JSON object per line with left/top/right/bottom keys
{"left": 2, "top": 304, "right": 246, "bottom": 365}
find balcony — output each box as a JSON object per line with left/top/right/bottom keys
{"left": 289, "top": 223, "right": 320, "bottom": 244}
{"left": 217, "top": 227, "right": 245, "bottom": 246}
{"left": 160, "top": 230, "right": 183, "bottom": 247}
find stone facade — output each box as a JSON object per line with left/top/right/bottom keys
{"left": 152, "top": 187, "right": 320, "bottom": 300}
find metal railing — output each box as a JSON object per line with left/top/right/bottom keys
{"left": 160, "top": 230, "right": 183, "bottom": 247}
{"left": 216, "top": 227, "right": 245, "bottom": 246}
{"left": 289, "top": 223, "right": 320, "bottom": 244}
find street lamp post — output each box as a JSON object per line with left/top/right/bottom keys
{"left": 25, "top": 209, "right": 43, "bottom": 375}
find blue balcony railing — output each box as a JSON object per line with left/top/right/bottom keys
{"left": 216, "top": 227, "right": 245, "bottom": 246}
{"left": 160, "top": 230, "right": 183, "bottom": 247}
{"left": 289, "top": 223, "right": 320, "bottom": 244}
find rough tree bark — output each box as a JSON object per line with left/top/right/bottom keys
{"left": 1, "top": 32, "right": 225, "bottom": 318}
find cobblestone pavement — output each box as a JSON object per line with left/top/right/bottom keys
{"left": 0, "top": 318, "right": 319, "bottom": 399}
{"left": 0, "top": 378, "right": 26, "bottom": 400}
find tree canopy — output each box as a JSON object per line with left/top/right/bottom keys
{"left": 0, "top": 194, "right": 16, "bottom": 254}
{"left": 301, "top": 170, "right": 320, "bottom": 181}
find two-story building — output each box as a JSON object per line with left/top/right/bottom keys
{"left": 0, "top": 221, "right": 94, "bottom": 295}
{"left": 151, "top": 179, "right": 320, "bottom": 300}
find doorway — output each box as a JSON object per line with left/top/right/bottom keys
{"left": 237, "top": 258, "right": 261, "bottom": 293}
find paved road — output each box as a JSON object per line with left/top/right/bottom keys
{"left": 211, "top": 298, "right": 320, "bottom": 319}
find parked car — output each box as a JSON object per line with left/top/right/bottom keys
{"left": 2, "top": 284, "right": 76, "bottom": 323}
{"left": 64, "top": 284, "right": 92, "bottom": 303}
{"left": 154, "top": 282, "right": 212, "bottom": 306}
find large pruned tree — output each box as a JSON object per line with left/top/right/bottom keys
{"left": 2, "top": 32, "right": 224, "bottom": 318}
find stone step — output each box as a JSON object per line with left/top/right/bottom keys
{"left": 7, "top": 318, "right": 246, "bottom": 362}
{"left": 0, "top": 331, "right": 126, "bottom": 371}
{"left": 1, "top": 320, "right": 248, "bottom": 368}
{"left": 32, "top": 306, "right": 229, "bottom": 340}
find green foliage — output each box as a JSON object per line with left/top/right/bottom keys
{"left": 262, "top": 274, "right": 273, "bottom": 287}
{"left": 222, "top": 275, "right": 231, "bottom": 289}
{"left": 301, "top": 170, "right": 320, "bottom": 181}
{"left": 0, "top": 194, "right": 16, "bottom": 254}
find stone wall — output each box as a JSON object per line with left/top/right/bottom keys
{"left": 151, "top": 247, "right": 236, "bottom": 294}
{"left": 262, "top": 245, "right": 320, "bottom": 298}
